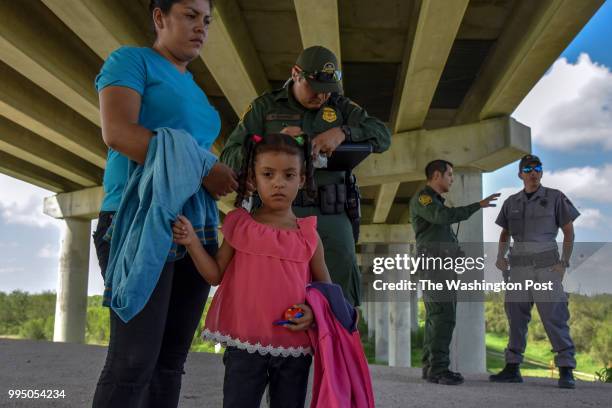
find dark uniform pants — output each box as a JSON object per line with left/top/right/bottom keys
{"left": 294, "top": 207, "right": 361, "bottom": 306}
{"left": 504, "top": 265, "right": 576, "bottom": 368}
{"left": 421, "top": 269, "right": 457, "bottom": 375}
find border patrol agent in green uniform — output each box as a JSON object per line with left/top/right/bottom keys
{"left": 410, "top": 160, "right": 499, "bottom": 385}
{"left": 220, "top": 46, "right": 391, "bottom": 306}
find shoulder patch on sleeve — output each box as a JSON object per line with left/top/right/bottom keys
{"left": 418, "top": 194, "right": 432, "bottom": 206}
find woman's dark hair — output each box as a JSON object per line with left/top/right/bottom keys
{"left": 234, "top": 133, "right": 316, "bottom": 208}
{"left": 149, "top": 0, "right": 214, "bottom": 36}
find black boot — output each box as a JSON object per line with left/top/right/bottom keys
{"left": 489, "top": 363, "right": 523, "bottom": 383}
{"left": 422, "top": 365, "right": 430, "bottom": 380}
{"left": 558, "top": 367, "right": 576, "bottom": 389}
{"left": 428, "top": 370, "right": 464, "bottom": 385}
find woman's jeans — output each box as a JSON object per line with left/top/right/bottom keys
{"left": 92, "top": 211, "right": 216, "bottom": 408}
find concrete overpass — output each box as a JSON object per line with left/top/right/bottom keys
{"left": 0, "top": 0, "right": 604, "bottom": 374}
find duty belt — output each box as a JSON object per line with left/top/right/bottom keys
{"left": 293, "top": 183, "right": 346, "bottom": 215}
{"left": 509, "top": 249, "right": 559, "bottom": 268}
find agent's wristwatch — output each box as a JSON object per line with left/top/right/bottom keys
{"left": 560, "top": 259, "right": 570, "bottom": 268}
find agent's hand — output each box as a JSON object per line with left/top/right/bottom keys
{"left": 496, "top": 257, "right": 509, "bottom": 272}
{"left": 173, "top": 215, "right": 197, "bottom": 247}
{"left": 280, "top": 126, "right": 303, "bottom": 137}
{"left": 480, "top": 193, "right": 501, "bottom": 208}
{"left": 312, "top": 127, "right": 345, "bottom": 157}
{"left": 551, "top": 262, "right": 567, "bottom": 277}
{"left": 283, "top": 303, "right": 314, "bottom": 332}
{"left": 203, "top": 163, "right": 238, "bottom": 199}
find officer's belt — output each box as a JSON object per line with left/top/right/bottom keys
{"left": 293, "top": 184, "right": 346, "bottom": 215}
{"left": 509, "top": 249, "right": 559, "bottom": 268}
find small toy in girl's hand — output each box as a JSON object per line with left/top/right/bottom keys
{"left": 273, "top": 306, "right": 304, "bottom": 326}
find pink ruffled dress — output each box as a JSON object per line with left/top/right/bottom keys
{"left": 203, "top": 208, "right": 317, "bottom": 357}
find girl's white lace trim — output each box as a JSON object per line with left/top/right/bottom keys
{"left": 202, "top": 329, "right": 312, "bottom": 357}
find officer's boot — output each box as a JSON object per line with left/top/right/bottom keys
{"left": 558, "top": 367, "right": 576, "bottom": 389}
{"left": 428, "top": 370, "right": 464, "bottom": 385}
{"left": 489, "top": 363, "right": 523, "bottom": 383}
{"left": 422, "top": 365, "right": 430, "bottom": 380}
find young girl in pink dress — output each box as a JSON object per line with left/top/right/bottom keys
{"left": 172, "top": 133, "right": 331, "bottom": 407}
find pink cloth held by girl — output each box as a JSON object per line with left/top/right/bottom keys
{"left": 202, "top": 208, "right": 318, "bottom": 357}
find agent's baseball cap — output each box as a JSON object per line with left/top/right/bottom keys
{"left": 295, "top": 46, "right": 342, "bottom": 93}
{"left": 519, "top": 154, "right": 542, "bottom": 169}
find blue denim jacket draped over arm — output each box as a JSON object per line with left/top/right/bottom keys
{"left": 102, "top": 128, "right": 219, "bottom": 322}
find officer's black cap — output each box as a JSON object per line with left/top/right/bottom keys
{"left": 519, "top": 154, "right": 542, "bottom": 169}
{"left": 295, "top": 46, "right": 342, "bottom": 94}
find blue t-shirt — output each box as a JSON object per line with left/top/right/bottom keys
{"left": 95, "top": 46, "right": 221, "bottom": 211}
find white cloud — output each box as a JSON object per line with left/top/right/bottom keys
{"left": 37, "top": 243, "right": 59, "bottom": 259}
{"left": 544, "top": 164, "right": 612, "bottom": 203}
{"left": 513, "top": 53, "right": 612, "bottom": 150}
{"left": 0, "top": 174, "right": 62, "bottom": 229}
{"left": 0, "top": 266, "right": 25, "bottom": 275}
{"left": 573, "top": 208, "right": 604, "bottom": 229}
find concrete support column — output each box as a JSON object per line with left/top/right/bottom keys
{"left": 53, "top": 217, "right": 90, "bottom": 343}
{"left": 367, "top": 300, "right": 376, "bottom": 339}
{"left": 387, "top": 244, "right": 411, "bottom": 367}
{"left": 375, "top": 301, "right": 389, "bottom": 363}
{"left": 388, "top": 300, "right": 411, "bottom": 367}
{"left": 410, "top": 283, "right": 419, "bottom": 334}
{"left": 445, "top": 168, "right": 486, "bottom": 373}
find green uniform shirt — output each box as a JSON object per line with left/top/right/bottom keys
{"left": 220, "top": 82, "right": 391, "bottom": 185}
{"left": 410, "top": 185, "right": 481, "bottom": 248}
{"left": 220, "top": 83, "right": 391, "bottom": 306}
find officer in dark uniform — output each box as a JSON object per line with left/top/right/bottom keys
{"left": 410, "top": 159, "right": 499, "bottom": 385}
{"left": 220, "top": 45, "right": 391, "bottom": 306}
{"left": 490, "top": 154, "right": 579, "bottom": 389}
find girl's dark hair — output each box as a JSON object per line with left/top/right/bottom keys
{"left": 234, "top": 133, "right": 316, "bottom": 208}
{"left": 149, "top": 0, "right": 214, "bottom": 36}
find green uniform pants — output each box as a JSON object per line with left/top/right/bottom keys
{"left": 421, "top": 268, "right": 457, "bottom": 375}
{"left": 294, "top": 206, "right": 361, "bottom": 306}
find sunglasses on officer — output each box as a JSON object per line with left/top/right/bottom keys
{"left": 521, "top": 164, "right": 542, "bottom": 174}
{"left": 300, "top": 69, "right": 342, "bottom": 83}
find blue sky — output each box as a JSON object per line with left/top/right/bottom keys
{"left": 1, "top": 3, "right": 611, "bottom": 294}
{"left": 483, "top": 1, "right": 612, "bottom": 243}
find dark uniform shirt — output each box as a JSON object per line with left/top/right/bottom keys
{"left": 410, "top": 185, "right": 481, "bottom": 251}
{"left": 220, "top": 82, "right": 391, "bottom": 186}
{"left": 495, "top": 186, "right": 580, "bottom": 255}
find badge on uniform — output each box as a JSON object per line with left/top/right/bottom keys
{"left": 322, "top": 106, "right": 337, "bottom": 123}
{"left": 419, "top": 194, "right": 432, "bottom": 206}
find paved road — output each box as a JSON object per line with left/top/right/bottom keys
{"left": 1, "top": 339, "right": 610, "bottom": 407}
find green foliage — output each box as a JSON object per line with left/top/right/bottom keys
{"left": 590, "top": 324, "right": 612, "bottom": 367}
{"left": 1, "top": 290, "right": 611, "bottom": 375}
{"left": 0, "top": 291, "right": 55, "bottom": 339}
{"left": 484, "top": 293, "right": 612, "bottom": 364}
{"left": 595, "top": 367, "right": 612, "bottom": 383}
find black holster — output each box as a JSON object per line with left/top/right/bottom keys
{"left": 345, "top": 172, "right": 361, "bottom": 243}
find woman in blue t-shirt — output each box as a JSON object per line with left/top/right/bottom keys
{"left": 91, "top": 1, "right": 236, "bottom": 406}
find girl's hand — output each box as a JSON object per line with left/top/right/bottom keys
{"left": 283, "top": 303, "right": 314, "bottom": 332}
{"left": 173, "top": 215, "right": 197, "bottom": 247}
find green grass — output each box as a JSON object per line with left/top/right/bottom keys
{"left": 486, "top": 332, "right": 598, "bottom": 381}
{"left": 358, "top": 319, "right": 599, "bottom": 381}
